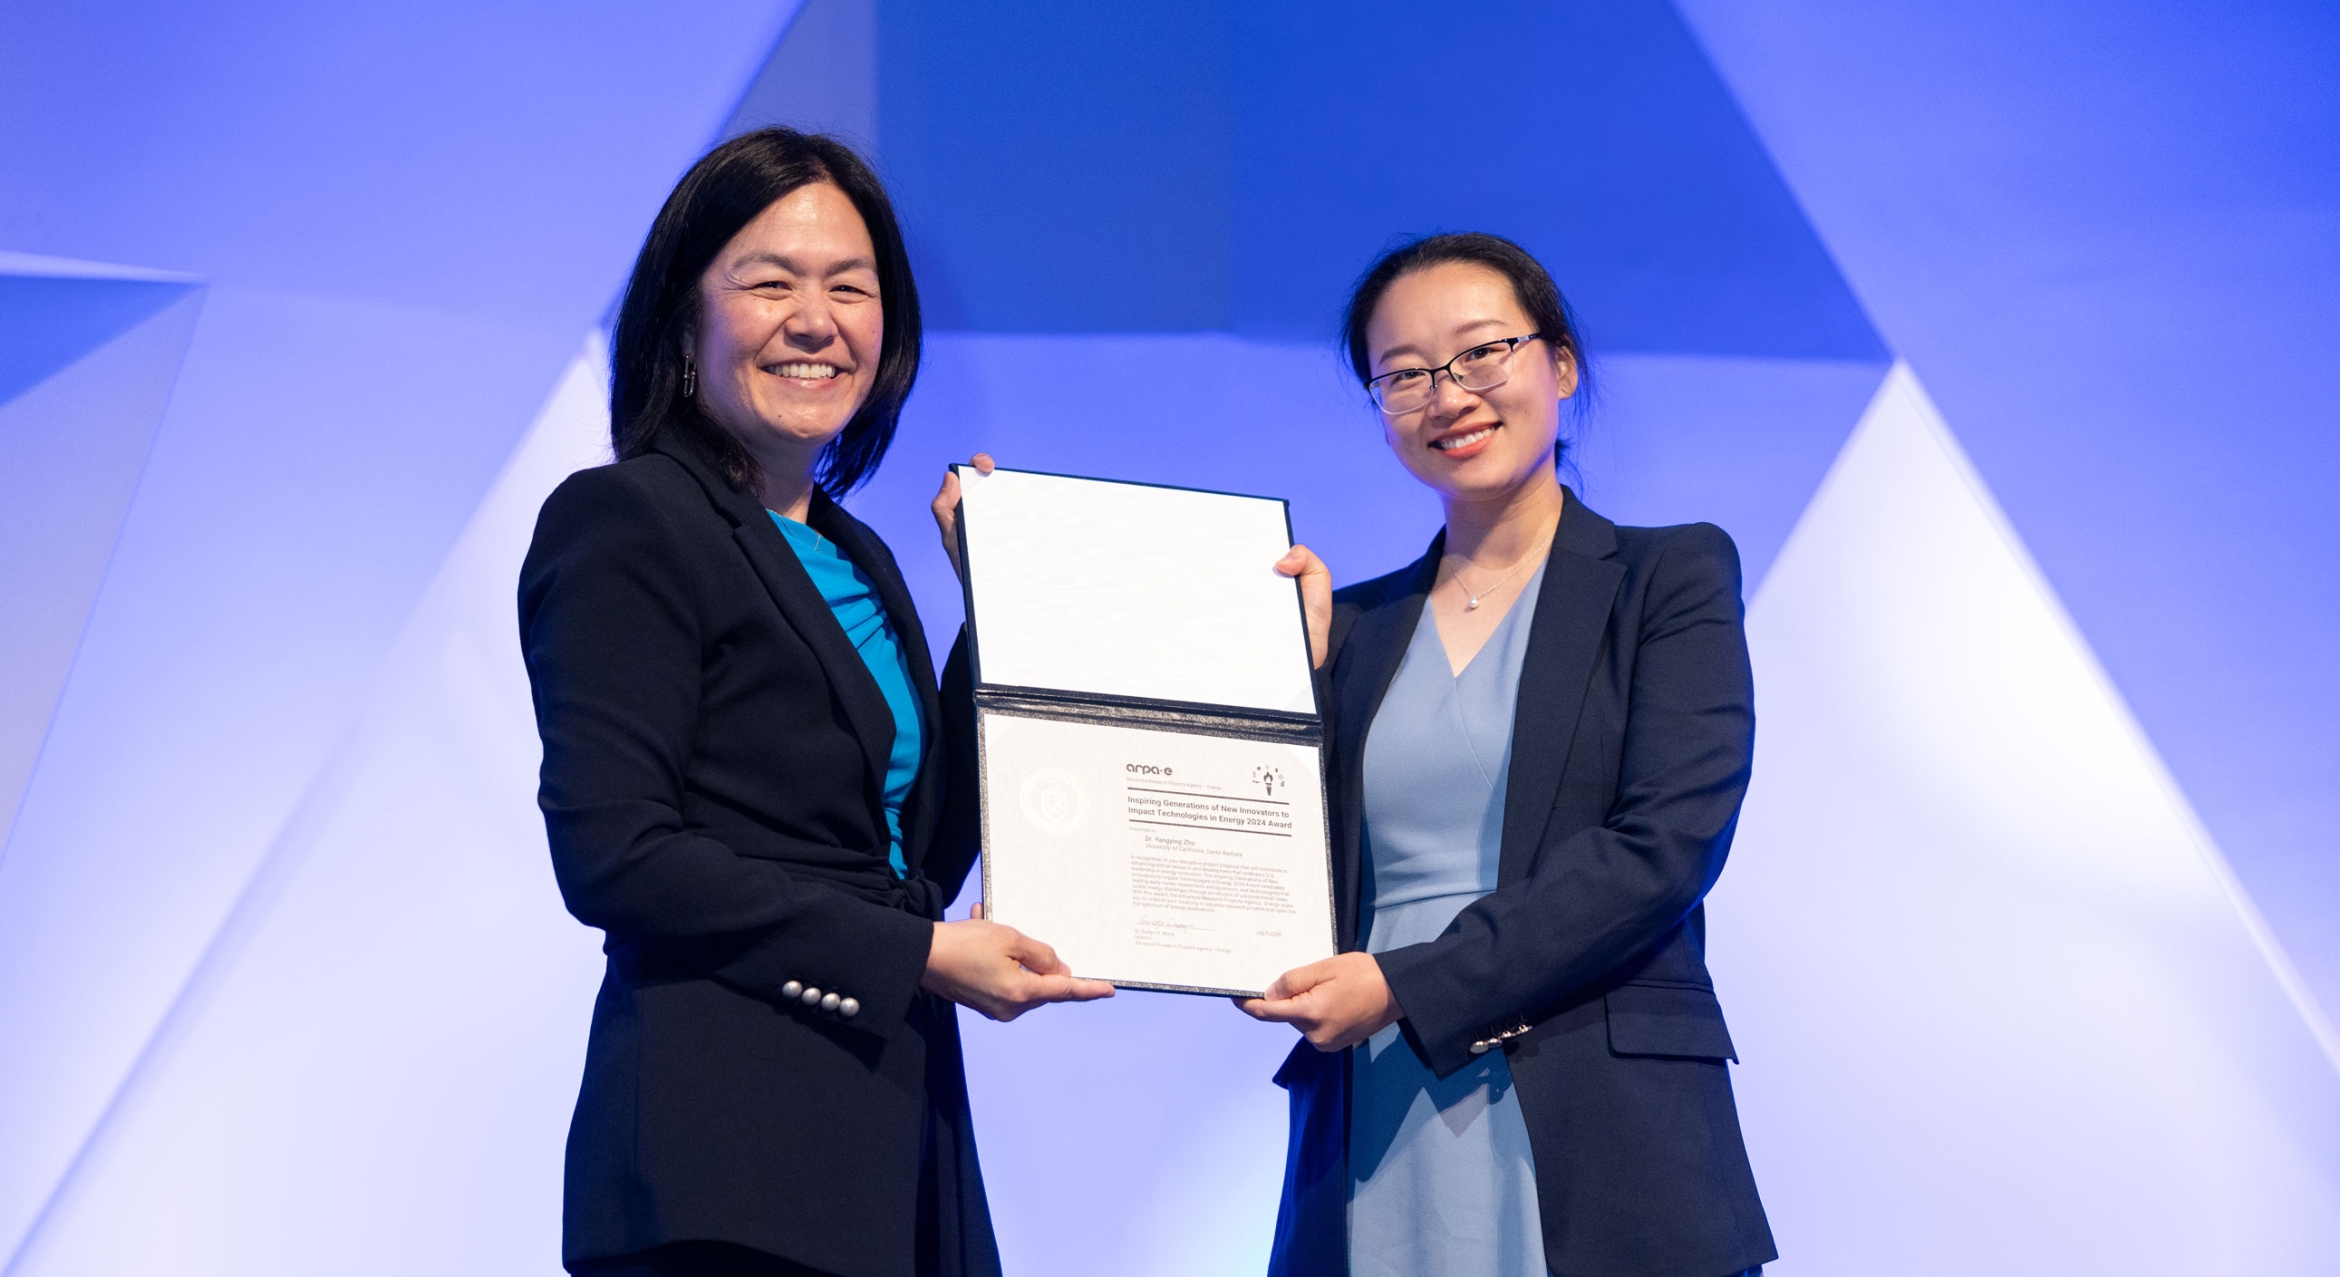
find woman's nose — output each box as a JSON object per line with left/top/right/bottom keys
{"left": 1429, "top": 370, "right": 1480, "bottom": 416}
{"left": 782, "top": 296, "right": 839, "bottom": 346}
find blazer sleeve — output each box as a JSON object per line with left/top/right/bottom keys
{"left": 519, "top": 468, "right": 934, "bottom": 1038}
{"left": 1374, "top": 524, "right": 1755, "bottom": 1076}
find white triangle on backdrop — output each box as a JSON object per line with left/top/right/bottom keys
{"left": 1712, "top": 362, "right": 2340, "bottom": 1273}
{"left": 7, "top": 339, "right": 612, "bottom": 1277}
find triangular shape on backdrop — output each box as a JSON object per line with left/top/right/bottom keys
{"left": 0, "top": 283, "right": 205, "bottom": 845}
{"left": 1714, "top": 363, "right": 2340, "bottom": 1273}
{"left": 0, "top": 255, "right": 199, "bottom": 410}
{"left": 721, "top": 0, "right": 875, "bottom": 146}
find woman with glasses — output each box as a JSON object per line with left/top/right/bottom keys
{"left": 1241, "top": 233, "right": 1775, "bottom": 1277}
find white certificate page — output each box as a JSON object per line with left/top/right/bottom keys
{"left": 981, "top": 712, "right": 1336, "bottom": 996}
{"left": 956, "top": 467, "right": 1316, "bottom": 714}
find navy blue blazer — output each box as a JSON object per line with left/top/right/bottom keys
{"left": 519, "top": 434, "right": 995, "bottom": 1277}
{"left": 1270, "top": 489, "right": 1776, "bottom": 1277}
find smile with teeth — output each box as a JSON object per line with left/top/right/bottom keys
{"left": 771, "top": 361, "right": 843, "bottom": 380}
{"left": 1433, "top": 426, "right": 1496, "bottom": 452}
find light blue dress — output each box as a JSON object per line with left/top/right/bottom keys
{"left": 1349, "top": 560, "right": 1551, "bottom": 1277}
{"left": 771, "top": 512, "right": 923, "bottom": 877}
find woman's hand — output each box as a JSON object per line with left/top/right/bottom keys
{"left": 921, "top": 900, "right": 1115, "bottom": 1021}
{"left": 931, "top": 452, "right": 997, "bottom": 583}
{"left": 1237, "top": 951, "right": 1400, "bottom": 1051}
{"left": 1276, "top": 544, "right": 1333, "bottom": 669}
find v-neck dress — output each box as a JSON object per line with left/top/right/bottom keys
{"left": 1348, "top": 559, "right": 1551, "bottom": 1277}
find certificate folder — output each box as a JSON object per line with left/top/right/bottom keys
{"left": 954, "top": 466, "right": 1338, "bottom": 997}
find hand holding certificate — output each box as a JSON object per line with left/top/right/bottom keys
{"left": 943, "top": 462, "right": 1341, "bottom": 998}
{"left": 919, "top": 900, "right": 1115, "bottom": 1021}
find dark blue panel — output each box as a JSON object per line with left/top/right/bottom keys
{"left": 1230, "top": 0, "right": 1886, "bottom": 359}
{"left": 866, "top": 0, "right": 1884, "bottom": 360}
{"left": 0, "top": 278, "right": 195, "bottom": 410}
{"left": 878, "top": 2, "right": 1234, "bottom": 331}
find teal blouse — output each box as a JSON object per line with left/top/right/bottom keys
{"left": 770, "top": 513, "right": 922, "bottom": 878}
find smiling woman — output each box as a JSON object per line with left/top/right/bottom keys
{"left": 1243, "top": 234, "right": 1775, "bottom": 1277}
{"left": 520, "top": 128, "right": 1111, "bottom": 1277}
{"left": 678, "top": 180, "right": 888, "bottom": 519}
{"left": 609, "top": 129, "right": 922, "bottom": 511}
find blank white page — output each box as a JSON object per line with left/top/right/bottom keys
{"left": 957, "top": 467, "right": 1316, "bottom": 714}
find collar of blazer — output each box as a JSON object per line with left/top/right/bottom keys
{"left": 652, "top": 431, "right": 940, "bottom": 868}
{"left": 1330, "top": 487, "right": 1627, "bottom": 945}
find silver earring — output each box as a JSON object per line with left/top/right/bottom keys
{"left": 681, "top": 357, "right": 697, "bottom": 399}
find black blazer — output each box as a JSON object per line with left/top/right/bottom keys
{"left": 1270, "top": 489, "right": 1776, "bottom": 1277}
{"left": 519, "top": 436, "right": 994, "bottom": 1277}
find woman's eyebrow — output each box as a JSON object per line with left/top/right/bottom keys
{"left": 732, "top": 250, "right": 797, "bottom": 272}
{"left": 730, "top": 251, "right": 877, "bottom": 275}
{"left": 1374, "top": 318, "right": 1512, "bottom": 367}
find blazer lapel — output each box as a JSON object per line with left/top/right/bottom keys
{"left": 810, "top": 492, "right": 947, "bottom": 871}
{"left": 655, "top": 439, "right": 897, "bottom": 821}
{"left": 1330, "top": 536, "right": 1440, "bottom": 948}
{"left": 1498, "top": 488, "right": 1626, "bottom": 885}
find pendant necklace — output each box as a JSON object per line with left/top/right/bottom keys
{"left": 1456, "top": 557, "right": 1533, "bottom": 610}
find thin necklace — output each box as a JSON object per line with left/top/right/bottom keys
{"left": 1454, "top": 556, "right": 1535, "bottom": 610}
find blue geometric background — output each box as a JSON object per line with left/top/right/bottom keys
{"left": 1, "top": 2, "right": 2333, "bottom": 1273}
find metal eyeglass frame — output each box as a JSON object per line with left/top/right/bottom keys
{"left": 1365, "top": 332, "right": 1544, "bottom": 416}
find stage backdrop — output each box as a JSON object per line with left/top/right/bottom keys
{"left": 1, "top": 3, "right": 2335, "bottom": 1275}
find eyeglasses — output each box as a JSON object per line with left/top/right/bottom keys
{"left": 1365, "top": 333, "right": 1543, "bottom": 416}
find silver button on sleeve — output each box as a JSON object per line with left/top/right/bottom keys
{"left": 780, "top": 980, "right": 803, "bottom": 1001}
{"left": 838, "top": 997, "right": 860, "bottom": 1019}
{"left": 820, "top": 992, "right": 842, "bottom": 1014}
{"left": 800, "top": 986, "right": 824, "bottom": 1007}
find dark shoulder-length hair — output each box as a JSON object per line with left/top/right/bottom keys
{"left": 609, "top": 127, "right": 921, "bottom": 497}
{"left": 1339, "top": 232, "right": 1592, "bottom": 455}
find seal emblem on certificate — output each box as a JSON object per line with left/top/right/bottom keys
{"left": 954, "top": 466, "right": 1338, "bottom": 997}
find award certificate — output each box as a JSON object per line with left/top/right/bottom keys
{"left": 955, "top": 467, "right": 1336, "bottom": 996}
